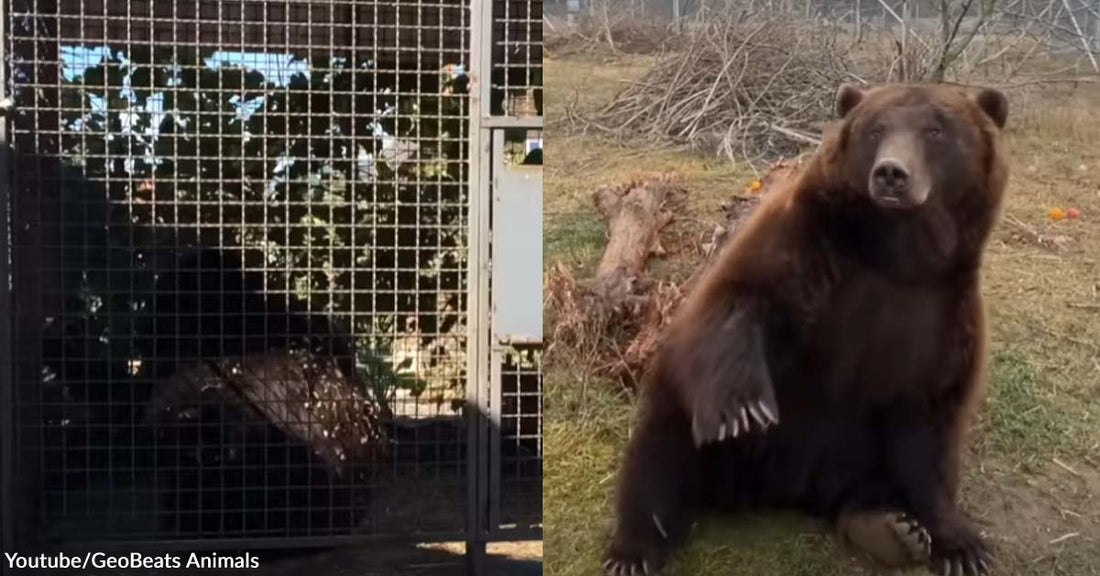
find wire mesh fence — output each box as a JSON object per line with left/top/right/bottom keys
{"left": 491, "top": 0, "right": 541, "bottom": 117}
{"left": 0, "top": 0, "right": 541, "bottom": 547}
{"left": 495, "top": 344, "right": 541, "bottom": 531}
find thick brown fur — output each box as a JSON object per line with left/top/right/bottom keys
{"left": 603, "top": 84, "right": 1008, "bottom": 576}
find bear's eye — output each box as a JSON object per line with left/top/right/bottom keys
{"left": 869, "top": 126, "right": 884, "bottom": 141}
{"left": 926, "top": 127, "right": 943, "bottom": 138}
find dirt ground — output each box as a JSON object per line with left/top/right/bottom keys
{"left": 543, "top": 51, "right": 1100, "bottom": 576}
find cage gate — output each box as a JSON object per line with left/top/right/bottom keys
{"left": 0, "top": 0, "right": 541, "bottom": 571}
{"left": 467, "top": 0, "right": 542, "bottom": 565}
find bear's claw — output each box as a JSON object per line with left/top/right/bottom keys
{"left": 604, "top": 530, "right": 668, "bottom": 576}
{"left": 603, "top": 556, "right": 651, "bottom": 576}
{"left": 693, "top": 398, "right": 778, "bottom": 447}
{"left": 930, "top": 528, "right": 991, "bottom": 576}
{"left": 935, "top": 553, "right": 990, "bottom": 576}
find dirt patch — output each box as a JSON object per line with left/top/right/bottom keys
{"left": 971, "top": 458, "right": 1100, "bottom": 575}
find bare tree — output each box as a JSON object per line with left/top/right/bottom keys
{"left": 930, "top": 0, "right": 999, "bottom": 81}
{"left": 849, "top": 0, "right": 1100, "bottom": 81}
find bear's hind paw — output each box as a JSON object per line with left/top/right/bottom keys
{"left": 838, "top": 510, "right": 932, "bottom": 568}
{"left": 930, "top": 527, "right": 991, "bottom": 576}
{"left": 603, "top": 536, "right": 668, "bottom": 576}
{"left": 890, "top": 513, "right": 932, "bottom": 563}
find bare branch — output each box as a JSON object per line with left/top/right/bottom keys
{"left": 768, "top": 124, "right": 822, "bottom": 146}
{"left": 1059, "top": 0, "right": 1100, "bottom": 72}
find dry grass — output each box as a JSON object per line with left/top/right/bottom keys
{"left": 983, "top": 82, "right": 1100, "bottom": 403}
{"left": 544, "top": 51, "right": 1100, "bottom": 576}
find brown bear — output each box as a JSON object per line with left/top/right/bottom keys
{"left": 603, "top": 83, "right": 1008, "bottom": 576}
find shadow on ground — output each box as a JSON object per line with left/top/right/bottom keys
{"left": 33, "top": 541, "right": 541, "bottom": 576}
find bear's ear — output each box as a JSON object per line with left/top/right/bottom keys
{"left": 836, "top": 84, "right": 865, "bottom": 118}
{"left": 974, "top": 88, "right": 1008, "bottom": 129}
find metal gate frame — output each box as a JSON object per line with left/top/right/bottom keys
{"left": 466, "top": 0, "right": 544, "bottom": 569}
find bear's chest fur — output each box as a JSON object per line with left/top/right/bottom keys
{"left": 770, "top": 271, "right": 967, "bottom": 408}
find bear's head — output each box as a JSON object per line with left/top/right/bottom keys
{"left": 830, "top": 83, "right": 1007, "bottom": 212}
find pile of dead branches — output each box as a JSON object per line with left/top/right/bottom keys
{"left": 584, "top": 7, "right": 852, "bottom": 162}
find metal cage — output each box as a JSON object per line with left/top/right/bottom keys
{"left": 0, "top": 0, "right": 541, "bottom": 570}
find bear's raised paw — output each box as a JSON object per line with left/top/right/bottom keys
{"left": 691, "top": 396, "right": 778, "bottom": 447}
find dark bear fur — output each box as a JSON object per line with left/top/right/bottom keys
{"left": 604, "top": 84, "right": 1009, "bottom": 576}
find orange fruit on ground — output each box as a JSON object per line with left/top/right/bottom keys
{"left": 749, "top": 180, "right": 763, "bottom": 191}
{"left": 1067, "top": 207, "right": 1081, "bottom": 219}
{"left": 1049, "top": 207, "right": 1065, "bottom": 221}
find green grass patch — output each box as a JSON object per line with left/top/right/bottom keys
{"left": 544, "top": 347, "right": 1099, "bottom": 576}
{"left": 544, "top": 209, "right": 607, "bottom": 275}
{"left": 982, "top": 348, "right": 1097, "bottom": 464}
{"left": 669, "top": 514, "right": 860, "bottom": 576}
{"left": 544, "top": 371, "right": 630, "bottom": 576}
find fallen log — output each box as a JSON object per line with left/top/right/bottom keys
{"left": 589, "top": 174, "right": 682, "bottom": 313}
{"left": 548, "top": 161, "right": 804, "bottom": 386}
{"left": 546, "top": 174, "right": 684, "bottom": 367}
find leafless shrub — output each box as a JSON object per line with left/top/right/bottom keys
{"left": 852, "top": 0, "right": 1023, "bottom": 82}
{"left": 846, "top": 0, "right": 1100, "bottom": 82}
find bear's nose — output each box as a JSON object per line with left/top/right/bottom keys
{"left": 871, "top": 160, "right": 910, "bottom": 194}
